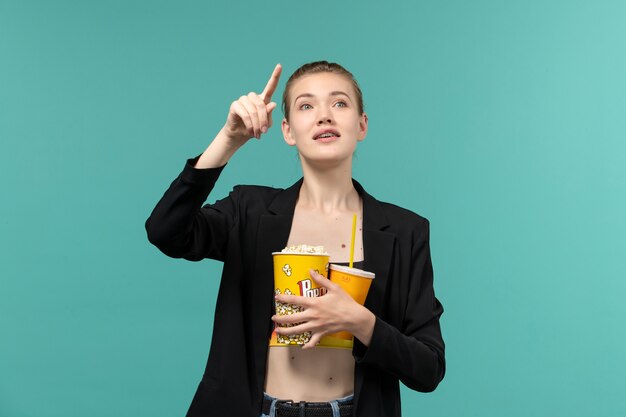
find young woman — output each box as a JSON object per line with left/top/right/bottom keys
{"left": 146, "top": 61, "right": 445, "bottom": 417}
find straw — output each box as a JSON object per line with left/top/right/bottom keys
{"left": 349, "top": 213, "right": 357, "bottom": 268}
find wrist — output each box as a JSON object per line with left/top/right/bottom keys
{"left": 349, "top": 305, "right": 376, "bottom": 346}
{"left": 194, "top": 129, "right": 244, "bottom": 169}
{"left": 216, "top": 127, "right": 247, "bottom": 150}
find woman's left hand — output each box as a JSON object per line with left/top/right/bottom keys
{"left": 272, "top": 269, "right": 376, "bottom": 349}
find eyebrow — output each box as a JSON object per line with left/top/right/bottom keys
{"left": 293, "top": 91, "right": 351, "bottom": 103}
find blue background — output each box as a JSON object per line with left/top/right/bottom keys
{"left": 2, "top": 1, "right": 625, "bottom": 416}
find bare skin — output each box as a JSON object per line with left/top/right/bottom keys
{"left": 194, "top": 64, "right": 376, "bottom": 402}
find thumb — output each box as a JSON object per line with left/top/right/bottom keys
{"left": 309, "top": 269, "right": 334, "bottom": 289}
{"left": 267, "top": 102, "right": 277, "bottom": 128}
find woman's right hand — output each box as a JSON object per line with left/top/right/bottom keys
{"left": 194, "top": 64, "right": 282, "bottom": 169}
{"left": 222, "top": 63, "right": 282, "bottom": 146}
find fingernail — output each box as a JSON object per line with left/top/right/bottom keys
{"left": 261, "top": 126, "right": 267, "bottom": 133}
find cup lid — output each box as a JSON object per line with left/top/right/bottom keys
{"left": 329, "top": 264, "right": 375, "bottom": 279}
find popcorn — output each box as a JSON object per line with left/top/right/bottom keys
{"left": 274, "top": 288, "right": 311, "bottom": 345}
{"left": 281, "top": 244, "right": 328, "bottom": 255}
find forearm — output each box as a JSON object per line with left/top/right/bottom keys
{"left": 145, "top": 158, "right": 228, "bottom": 260}
{"left": 353, "top": 315, "right": 445, "bottom": 392}
{"left": 195, "top": 128, "right": 244, "bottom": 169}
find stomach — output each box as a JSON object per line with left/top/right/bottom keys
{"left": 264, "top": 345, "right": 355, "bottom": 401}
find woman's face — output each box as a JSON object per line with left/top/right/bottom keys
{"left": 281, "top": 72, "right": 368, "bottom": 166}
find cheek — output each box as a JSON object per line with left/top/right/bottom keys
{"left": 290, "top": 115, "right": 314, "bottom": 135}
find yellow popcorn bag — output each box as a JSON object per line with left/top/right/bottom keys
{"left": 270, "top": 250, "right": 330, "bottom": 347}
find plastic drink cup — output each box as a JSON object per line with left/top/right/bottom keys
{"left": 270, "top": 252, "right": 330, "bottom": 346}
{"left": 319, "top": 264, "right": 375, "bottom": 349}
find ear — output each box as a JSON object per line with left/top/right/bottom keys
{"left": 357, "top": 112, "right": 368, "bottom": 142}
{"left": 282, "top": 118, "right": 296, "bottom": 146}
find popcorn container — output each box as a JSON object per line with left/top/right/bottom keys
{"left": 270, "top": 252, "right": 330, "bottom": 346}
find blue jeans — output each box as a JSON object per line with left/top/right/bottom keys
{"left": 260, "top": 392, "right": 354, "bottom": 417}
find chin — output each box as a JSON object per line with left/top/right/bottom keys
{"left": 300, "top": 152, "right": 354, "bottom": 168}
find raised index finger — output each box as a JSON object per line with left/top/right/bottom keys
{"left": 260, "top": 63, "right": 282, "bottom": 104}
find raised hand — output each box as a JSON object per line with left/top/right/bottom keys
{"left": 223, "top": 63, "right": 282, "bottom": 145}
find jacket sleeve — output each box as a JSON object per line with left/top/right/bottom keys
{"left": 145, "top": 157, "right": 237, "bottom": 262}
{"left": 353, "top": 219, "right": 446, "bottom": 392}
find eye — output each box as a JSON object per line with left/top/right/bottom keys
{"left": 299, "top": 103, "right": 313, "bottom": 110}
{"left": 334, "top": 101, "right": 348, "bottom": 108}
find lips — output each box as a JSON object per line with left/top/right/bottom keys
{"left": 313, "top": 129, "right": 341, "bottom": 140}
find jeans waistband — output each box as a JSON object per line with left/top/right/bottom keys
{"left": 262, "top": 392, "right": 354, "bottom": 417}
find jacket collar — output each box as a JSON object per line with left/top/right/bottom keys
{"left": 268, "top": 177, "right": 391, "bottom": 231}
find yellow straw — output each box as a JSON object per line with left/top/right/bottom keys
{"left": 349, "top": 213, "right": 357, "bottom": 268}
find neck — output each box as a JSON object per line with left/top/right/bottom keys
{"left": 298, "top": 158, "right": 360, "bottom": 213}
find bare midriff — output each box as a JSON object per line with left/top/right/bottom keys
{"left": 264, "top": 346, "right": 355, "bottom": 401}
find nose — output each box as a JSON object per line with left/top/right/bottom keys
{"left": 316, "top": 112, "right": 333, "bottom": 125}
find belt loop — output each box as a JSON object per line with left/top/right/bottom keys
{"left": 268, "top": 397, "right": 278, "bottom": 417}
{"left": 299, "top": 401, "right": 306, "bottom": 417}
{"left": 329, "top": 399, "right": 340, "bottom": 417}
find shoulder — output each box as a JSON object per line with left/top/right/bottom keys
{"left": 232, "top": 183, "right": 285, "bottom": 197}
{"left": 355, "top": 178, "right": 429, "bottom": 233}
{"left": 362, "top": 190, "right": 430, "bottom": 247}
{"left": 227, "top": 184, "right": 286, "bottom": 206}
{"left": 379, "top": 200, "right": 429, "bottom": 233}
